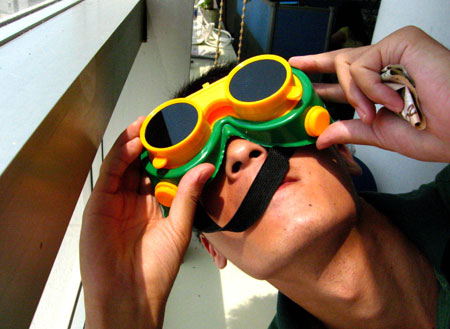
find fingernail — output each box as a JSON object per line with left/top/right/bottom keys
{"left": 198, "top": 166, "right": 214, "bottom": 185}
{"left": 356, "top": 107, "right": 366, "bottom": 122}
{"left": 388, "top": 102, "right": 403, "bottom": 112}
{"left": 198, "top": 172, "right": 209, "bottom": 185}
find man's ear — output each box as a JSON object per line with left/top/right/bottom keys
{"left": 335, "top": 144, "right": 362, "bottom": 176}
{"left": 200, "top": 235, "right": 227, "bottom": 269}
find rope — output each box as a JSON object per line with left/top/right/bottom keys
{"left": 237, "top": 0, "right": 247, "bottom": 63}
{"left": 213, "top": 0, "right": 224, "bottom": 66}
{"left": 214, "top": 0, "right": 246, "bottom": 66}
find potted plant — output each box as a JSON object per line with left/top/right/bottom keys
{"left": 199, "top": 0, "right": 219, "bottom": 27}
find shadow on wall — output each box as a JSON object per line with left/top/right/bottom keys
{"left": 226, "top": 294, "right": 277, "bottom": 329}
{"left": 163, "top": 239, "right": 278, "bottom": 329}
{"left": 163, "top": 239, "right": 227, "bottom": 329}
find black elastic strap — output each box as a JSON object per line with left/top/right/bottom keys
{"left": 195, "top": 146, "right": 294, "bottom": 233}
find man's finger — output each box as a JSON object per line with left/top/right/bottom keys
{"left": 315, "top": 109, "right": 411, "bottom": 149}
{"left": 140, "top": 175, "right": 154, "bottom": 195}
{"left": 289, "top": 47, "right": 368, "bottom": 73}
{"left": 334, "top": 53, "right": 376, "bottom": 124}
{"left": 312, "top": 83, "right": 347, "bottom": 104}
{"left": 315, "top": 119, "right": 382, "bottom": 150}
{"left": 168, "top": 163, "right": 215, "bottom": 234}
{"left": 95, "top": 117, "right": 145, "bottom": 193}
{"left": 351, "top": 52, "right": 404, "bottom": 112}
{"left": 108, "top": 116, "right": 146, "bottom": 152}
{"left": 122, "top": 157, "right": 143, "bottom": 192}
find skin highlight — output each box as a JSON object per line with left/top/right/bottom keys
{"left": 199, "top": 139, "right": 438, "bottom": 329}
{"left": 79, "top": 27, "right": 449, "bottom": 329}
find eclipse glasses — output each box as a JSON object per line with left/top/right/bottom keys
{"left": 140, "top": 54, "right": 330, "bottom": 212}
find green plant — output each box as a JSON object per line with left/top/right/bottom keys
{"left": 199, "top": 0, "right": 214, "bottom": 10}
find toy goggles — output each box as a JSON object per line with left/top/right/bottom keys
{"left": 140, "top": 54, "right": 330, "bottom": 211}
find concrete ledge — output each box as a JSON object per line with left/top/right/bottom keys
{"left": 0, "top": 1, "right": 144, "bottom": 327}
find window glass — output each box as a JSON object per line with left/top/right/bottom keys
{"left": 0, "top": 0, "right": 56, "bottom": 22}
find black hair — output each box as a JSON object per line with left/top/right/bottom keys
{"left": 174, "top": 62, "right": 237, "bottom": 238}
{"left": 174, "top": 62, "right": 237, "bottom": 98}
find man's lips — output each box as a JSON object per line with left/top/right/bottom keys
{"left": 278, "top": 176, "right": 296, "bottom": 190}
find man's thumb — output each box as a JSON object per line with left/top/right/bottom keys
{"left": 168, "top": 163, "right": 215, "bottom": 233}
{"left": 316, "top": 119, "right": 379, "bottom": 149}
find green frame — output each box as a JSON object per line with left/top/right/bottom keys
{"left": 141, "top": 68, "right": 327, "bottom": 214}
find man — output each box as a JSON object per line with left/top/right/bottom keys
{"left": 80, "top": 26, "right": 449, "bottom": 328}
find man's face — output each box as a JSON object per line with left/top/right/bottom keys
{"left": 200, "top": 138, "right": 359, "bottom": 280}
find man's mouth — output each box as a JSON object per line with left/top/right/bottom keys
{"left": 278, "top": 176, "right": 296, "bottom": 190}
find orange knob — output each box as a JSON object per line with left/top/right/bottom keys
{"left": 155, "top": 182, "right": 178, "bottom": 207}
{"left": 304, "top": 106, "right": 330, "bottom": 137}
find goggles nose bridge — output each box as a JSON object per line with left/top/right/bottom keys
{"left": 189, "top": 76, "right": 234, "bottom": 125}
{"left": 204, "top": 100, "right": 236, "bottom": 125}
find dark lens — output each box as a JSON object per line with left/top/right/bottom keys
{"left": 145, "top": 103, "right": 198, "bottom": 148}
{"left": 229, "top": 59, "right": 287, "bottom": 102}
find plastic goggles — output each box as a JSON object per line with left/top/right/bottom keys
{"left": 140, "top": 54, "right": 330, "bottom": 211}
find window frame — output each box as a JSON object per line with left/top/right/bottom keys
{"left": 0, "top": 0, "right": 145, "bottom": 327}
{"left": 0, "top": 0, "right": 84, "bottom": 46}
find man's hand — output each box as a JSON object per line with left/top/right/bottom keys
{"left": 80, "top": 117, "right": 214, "bottom": 329}
{"left": 289, "top": 26, "right": 450, "bottom": 162}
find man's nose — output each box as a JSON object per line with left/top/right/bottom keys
{"left": 224, "top": 139, "right": 267, "bottom": 180}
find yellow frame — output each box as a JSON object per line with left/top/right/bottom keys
{"left": 140, "top": 54, "right": 303, "bottom": 169}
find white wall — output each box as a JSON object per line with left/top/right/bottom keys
{"left": 373, "top": 0, "right": 450, "bottom": 48}
{"left": 353, "top": 0, "right": 449, "bottom": 193}
{"left": 32, "top": 1, "right": 197, "bottom": 328}
{"left": 103, "top": 0, "right": 196, "bottom": 151}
